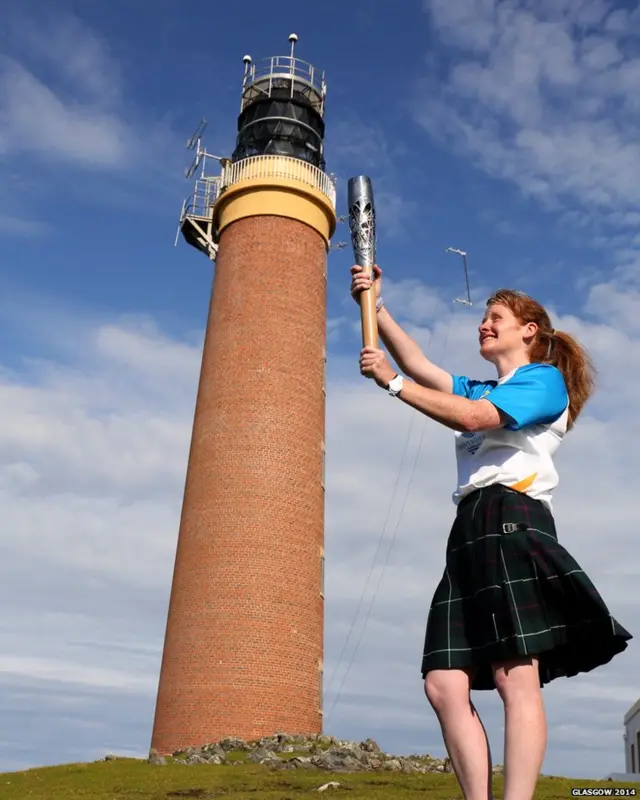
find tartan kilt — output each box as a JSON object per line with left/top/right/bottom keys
{"left": 421, "top": 483, "right": 632, "bottom": 691}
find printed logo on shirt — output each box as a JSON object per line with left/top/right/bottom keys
{"left": 458, "top": 431, "right": 483, "bottom": 455}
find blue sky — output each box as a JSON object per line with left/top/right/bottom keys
{"left": 2, "top": 0, "right": 640, "bottom": 783}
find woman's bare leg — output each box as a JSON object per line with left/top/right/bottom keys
{"left": 424, "top": 668, "right": 494, "bottom": 800}
{"left": 493, "top": 657, "right": 546, "bottom": 800}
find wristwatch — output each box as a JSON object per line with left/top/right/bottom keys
{"left": 386, "top": 374, "right": 404, "bottom": 397}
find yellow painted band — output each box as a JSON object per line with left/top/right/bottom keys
{"left": 212, "top": 177, "right": 337, "bottom": 246}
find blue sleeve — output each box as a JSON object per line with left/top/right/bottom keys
{"left": 485, "top": 364, "right": 568, "bottom": 430}
{"left": 452, "top": 375, "right": 496, "bottom": 400}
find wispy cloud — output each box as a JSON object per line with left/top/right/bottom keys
{"left": 0, "top": 6, "right": 184, "bottom": 235}
{"left": 6, "top": 10, "right": 123, "bottom": 104}
{"left": 0, "top": 656, "right": 157, "bottom": 694}
{"left": 329, "top": 113, "right": 417, "bottom": 238}
{"left": 0, "top": 56, "right": 131, "bottom": 168}
{"left": 0, "top": 214, "right": 51, "bottom": 237}
{"left": 0, "top": 283, "right": 636, "bottom": 778}
{"left": 0, "top": 10, "right": 132, "bottom": 169}
{"left": 415, "top": 0, "right": 640, "bottom": 272}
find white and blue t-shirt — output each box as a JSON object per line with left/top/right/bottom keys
{"left": 451, "top": 363, "right": 569, "bottom": 510}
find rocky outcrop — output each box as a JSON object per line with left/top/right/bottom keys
{"left": 149, "top": 733, "right": 504, "bottom": 775}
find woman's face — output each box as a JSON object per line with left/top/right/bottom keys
{"left": 478, "top": 303, "right": 537, "bottom": 362}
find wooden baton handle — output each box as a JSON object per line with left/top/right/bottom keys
{"left": 360, "top": 266, "right": 379, "bottom": 349}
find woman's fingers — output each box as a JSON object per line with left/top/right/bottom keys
{"left": 350, "top": 264, "right": 379, "bottom": 303}
{"left": 351, "top": 277, "right": 372, "bottom": 295}
{"left": 351, "top": 263, "right": 382, "bottom": 276}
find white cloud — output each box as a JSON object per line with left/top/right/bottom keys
{"left": 584, "top": 283, "right": 640, "bottom": 335}
{"left": 0, "top": 6, "right": 132, "bottom": 170}
{"left": 0, "top": 57, "right": 130, "bottom": 168}
{"left": 0, "top": 6, "right": 187, "bottom": 237}
{"left": 5, "top": 9, "right": 123, "bottom": 104}
{"left": 416, "top": 0, "right": 640, "bottom": 268}
{"left": 1, "top": 279, "right": 635, "bottom": 779}
{"left": 0, "top": 656, "right": 156, "bottom": 694}
{"left": 319, "top": 281, "right": 640, "bottom": 780}
{"left": 0, "top": 0, "right": 636, "bottom": 783}
{"left": 329, "top": 114, "right": 417, "bottom": 239}
{"left": 0, "top": 214, "right": 51, "bottom": 237}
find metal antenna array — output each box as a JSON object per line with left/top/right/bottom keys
{"left": 174, "top": 118, "right": 229, "bottom": 261}
{"left": 446, "top": 246, "right": 473, "bottom": 306}
{"left": 185, "top": 118, "right": 218, "bottom": 179}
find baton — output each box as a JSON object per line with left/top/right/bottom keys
{"left": 348, "top": 176, "right": 379, "bottom": 349}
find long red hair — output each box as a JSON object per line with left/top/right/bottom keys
{"left": 486, "top": 289, "right": 595, "bottom": 431}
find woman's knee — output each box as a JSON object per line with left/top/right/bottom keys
{"left": 424, "top": 668, "right": 474, "bottom": 712}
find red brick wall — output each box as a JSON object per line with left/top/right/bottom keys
{"left": 150, "top": 214, "right": 327, "bottom": 755}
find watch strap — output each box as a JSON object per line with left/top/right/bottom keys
{"left": 387, "top": 374, "right": 404, "bottom": 396}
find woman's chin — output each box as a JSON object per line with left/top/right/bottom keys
{"left": 479, "top": 343, "right": 498, "bottom": 362}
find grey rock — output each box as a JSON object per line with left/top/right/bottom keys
{"left": 334, "top": 743, "right": 364, "bottom": 761}
{"left": 311, "top": 753, "right": 356, "bottom": 772}
{"left": 167, "top": 732, "right": 453, "bottom": 775}
{"left": 266, "top": 756, "right": 294, "bottom": 770}
{"left": 218, "top": 736, "right": 247, "bottom": 751}
{"left": 185, "top": 754, "right": 209, "bottom": 765}
{"left": 338, "top": 755, "right": 365, "bottom": 772}
{"left": 290, "top": 756, "right": 314, "bottom": 769}
{"left": 147, "top": 749, "right": 166, "bottom": 766}
{"left": 202, "top": 743, "right": 227, "bottom": 760}
{"left": 249, "top": 747, "right": 276, "bottom": 763}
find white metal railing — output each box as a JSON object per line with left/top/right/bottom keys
{"left": 220, "top": 155, "right": 336, "bottom": 208}
{"left": 242, "top": 55, "right": 326, "bottom": 112}
{"left": 183, "top": 176, "right": 223, "bottom": 219}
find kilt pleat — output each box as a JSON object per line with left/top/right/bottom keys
{"left": 421, "top": 484, "right": 632, "bottom": 691}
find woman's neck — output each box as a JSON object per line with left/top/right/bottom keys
{"left": 494, "top": 353, "right": 531, "bottom": 379}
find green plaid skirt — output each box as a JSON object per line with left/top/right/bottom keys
{"left": 421, "top": 483, "right": 632, "bottom": 690}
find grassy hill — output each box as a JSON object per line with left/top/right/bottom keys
{"left": 0, "top": 757, "right": 634, "bottom": 800}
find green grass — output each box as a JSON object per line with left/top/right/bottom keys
{"left": 0, "top": 757, "right": 636, "bottom": 800}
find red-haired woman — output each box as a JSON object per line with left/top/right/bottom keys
{"left": 350, "top": 264, "right": 632, "bottom": 800}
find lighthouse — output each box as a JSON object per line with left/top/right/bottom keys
{"left": 150, "top": 34, "right": 337, "bottom": 755}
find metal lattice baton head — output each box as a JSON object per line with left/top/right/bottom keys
{"left": 348, "top": 176, "right": 376, "bottom": 268}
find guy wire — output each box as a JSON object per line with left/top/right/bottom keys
{"left": 325, "top": 291, "right": 461, "bottom": 723}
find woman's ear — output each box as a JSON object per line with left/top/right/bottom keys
{"left": 524, "top": 321, "right": 539, "bottom": 344}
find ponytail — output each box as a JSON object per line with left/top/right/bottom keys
{"left": 533, "top": 329, "right": 596, "bottom": 430}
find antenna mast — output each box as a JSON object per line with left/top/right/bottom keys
{"left": 175, "top": 118, "right": 230, "bottom": 261}
{"left": 446, "top": 246, "right": 473, "bottom": 306}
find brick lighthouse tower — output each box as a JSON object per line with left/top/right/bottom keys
{"left": 150, "top": 34, "right": 337, "bottom": 755}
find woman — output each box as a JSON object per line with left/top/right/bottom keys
{"left": 350, "top": 263, "right": 632, "bottom": 800}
